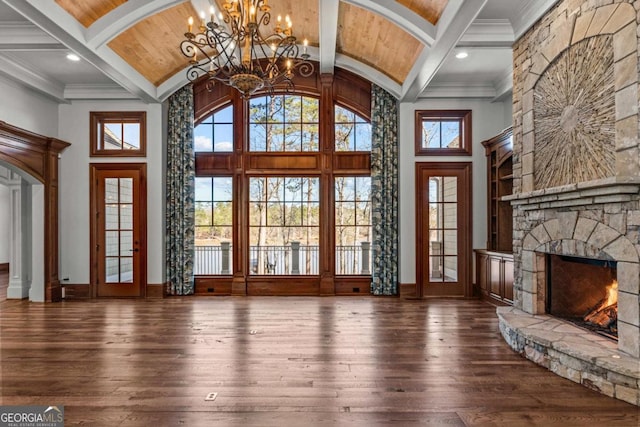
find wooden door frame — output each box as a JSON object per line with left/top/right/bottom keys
{"left": 0, "top": 121, "right": 70, "bottom": 302}
{"left": 415, "top": 162, "right": 472, "bottom": 298}
{"left": 89, "top": 163, "right": 147, "bottom": 298}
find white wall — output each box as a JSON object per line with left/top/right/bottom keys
{"left": 0, "top": 183, "right": 9, "bottom": 264}
{"left": 0, "top": 77, "right": 59, "bottom": 136}
{"left": 503, "top": 97, "right": 514, "bottom": 128}
{"left": 398, "top": 98, "right": 510, "bottom": 285}
{"left": 58, "top": 101, "right": 164, "bottom": 286}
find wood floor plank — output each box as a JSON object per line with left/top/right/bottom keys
{"left": 0, "top": 272, "right": 638, "bottom": 426}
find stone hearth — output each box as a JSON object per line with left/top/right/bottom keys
{"left": 498, "top": 306, "right": 640, "bottom": 405}
{"left": 507, "top": 0, "right": 640, "bottom": 406}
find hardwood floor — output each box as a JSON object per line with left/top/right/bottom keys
{"left": 0, "top": 272, "right": 638, "bottom": 426}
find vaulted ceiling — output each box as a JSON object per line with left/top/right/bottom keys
{"left": 0, "top": 0, "right": 558, "bottom": 103}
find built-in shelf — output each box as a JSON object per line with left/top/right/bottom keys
{"left": 482, "top": 127, "right": 513, "bottom": 252}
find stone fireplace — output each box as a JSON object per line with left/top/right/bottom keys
{"left": 499, "top": 0, "right": 640, "bottom": 405}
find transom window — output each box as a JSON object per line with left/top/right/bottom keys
{"left": 415, "top": 110, "right": 471, "bottom": 156}
{"left": 90, "top": 111, "right": 146, "bottom": 157}
{"left": 249, "top": 95, "right": 319, "bottom": 151}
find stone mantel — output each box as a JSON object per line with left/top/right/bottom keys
{"left": 505, "top": 177, "right": 640, "bottom": 210}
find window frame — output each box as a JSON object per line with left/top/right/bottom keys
{"left": 90, "top": 111, "right": 147, "bottom": 157}
{"left": 414, "top": 110, "right": 471, "bottom": 156}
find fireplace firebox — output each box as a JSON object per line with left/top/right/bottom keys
{"left": 546, "top": 254, "right": 618, "bottom": 339}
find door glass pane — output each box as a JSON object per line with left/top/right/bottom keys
{"left": 105, "top": 205, "right": 118, "bottom": 230}
{"left": 443, "top": 230, "right": 458, "bottom": 256}
{"left": 120, "top": 205, "right": 133, "bottom": 229}
{"left": 105, "top": 257, "right": 119, "bottom": 283}
{"left": 105, "top": 179, "right": 118, "bottom": 202}
{"left": 120, "top": 231, "right": 132, "bottom": 255}
{"left": 120, "top": 258, "right": 133, "bottom": 283}
{"left": 443, "top": 177, "right": 457, "bottom": 202}
{"left": 429, "top": 255, "right": 443, "bottom": 281}
{"left": 443, "top": 203, "right": 457, "bottom": 226}
{"left": 120, "top": 178, "right": 133, "bottom": 203}
{"left": 444, "top": 256, "right": 458, "bottom": 281}
{"left": 105, "top": 231, "right": 118, "bottom": 256}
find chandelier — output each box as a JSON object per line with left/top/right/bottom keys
{"left": 180, "top": 0, "right": 314, "bottom": 98}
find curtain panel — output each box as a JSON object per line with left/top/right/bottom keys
{"left": 166, "top": 85, "right": 196, "bottom": 295}
{"left": 370, "top": 85, "right": 399, "bottom": 295}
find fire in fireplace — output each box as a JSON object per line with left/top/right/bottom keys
{"left": 583, "top": 279, "right": 617, "bottom": 330}
{"left": 546, "top": 254, "right": 618, "bottom": 339}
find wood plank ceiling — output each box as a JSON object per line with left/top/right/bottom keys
{"left": 52, "top": 0, "right": 448, "bottom": 88}
{"left": 55, "top": 0, "right": 126, "bottom": 27}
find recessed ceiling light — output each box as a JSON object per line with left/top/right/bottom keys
{"left": 66, "top": 53, "right": 80, "bottom": 62}
{"left": 455, "top": 51, "right": 468, "bottom": 59}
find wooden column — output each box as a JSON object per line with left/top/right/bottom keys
{"left": 232, "top": 91, "right": 248, "bottom": 295}
{"left": 319, "top": 74, "right": 335, "bottom": 295}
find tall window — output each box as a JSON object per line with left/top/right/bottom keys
{"left": 249, "top": 177, "right": 319, "bottom": 275}
{"left": 335, "top": 177, "right": 372, "bottom": 275}
{"left": 193, "top": 71, "right": 373, "bottom": 293}
{"left": 194, "top": 177, "right": 233, "bottom": 274}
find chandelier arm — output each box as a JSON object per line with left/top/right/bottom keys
{"left": 205, "top": 28, "right": 241, "bottom": 74}
{"left": 180, "top": 0, "right": 314, "bottom": 96}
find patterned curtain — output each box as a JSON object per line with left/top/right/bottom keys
{"left": 166, "top": 85, "right": 195, "bottom": 295}
{"left": 370, "top": 85, "right": 399, "bottom": 295}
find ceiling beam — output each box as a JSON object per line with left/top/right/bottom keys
{"left": 401, "top": 0, "right": 487, "bottom": 102}
{"left": 458, "top": 19, "right": 514, "bottom": 47}
{"left": 318, "top": 0, "right": 339, "bottom": 74}
{"left": 343, "top": 0, "right": 436, "bottom": 46}
{"left": 0, "top": 52, "right": 66, "bottom": 102}
{"left": 2, "top": 0, "right": 159, "bottom": 103}
{"left": 87, "top": 0, "right": 185, "bottom": 49}
{"left": 0, "top": 22, "right": 64, "bottom": 48}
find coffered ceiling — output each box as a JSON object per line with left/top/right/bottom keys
{"left": 0, "top": 0, "right": 559, "bottom": 103}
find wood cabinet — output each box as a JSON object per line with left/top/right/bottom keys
{"left": 476, "top": 128, "right": 514, "bottom": 305}
{"left": 482, "top": 128, "right": 513, "bottom": 252}
{"left": 475, "top": 250, "right": 513, "bottom": 305}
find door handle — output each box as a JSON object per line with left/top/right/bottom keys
{"left": 129, "top": 248, "right": 140, "bottom": 252}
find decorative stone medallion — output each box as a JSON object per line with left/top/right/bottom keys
{"left": 533, "top": 36, "right": 616, "bottom": 189}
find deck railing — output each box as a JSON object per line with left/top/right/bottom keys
{"left": 194, "top": 242, "right": 371, "bottom": 275}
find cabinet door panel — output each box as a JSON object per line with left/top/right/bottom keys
{"left": 503, "top": 259, "right": 514, "bottom": 302}
{"left": 489, "top": 257, "right": 501, "bottom": 296}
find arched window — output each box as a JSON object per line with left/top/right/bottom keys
{"left": 192, "top": 69, "right": 372, "bottom": 295}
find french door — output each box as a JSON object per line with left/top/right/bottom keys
{"left": 416, "top": 162, "right": 472, "bottom": 297}
{"left": 90, "top": 164, "right": 147, "bottom": 297}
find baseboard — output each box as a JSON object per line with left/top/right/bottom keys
{"left": 399, "top": 282, "right": 417, "bottom": 299}
{"left": 0, "top": 263, "right": 8, "bottom": 272}
{"left": 146, "top": 283, "right": 165, "bottom": 298}
{"left": 62, "top": 284, "right": 91, "bottom": 300}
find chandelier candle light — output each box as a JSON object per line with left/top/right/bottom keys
{"left": 180, "top": 0, "right": 314, "bottom": 98}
